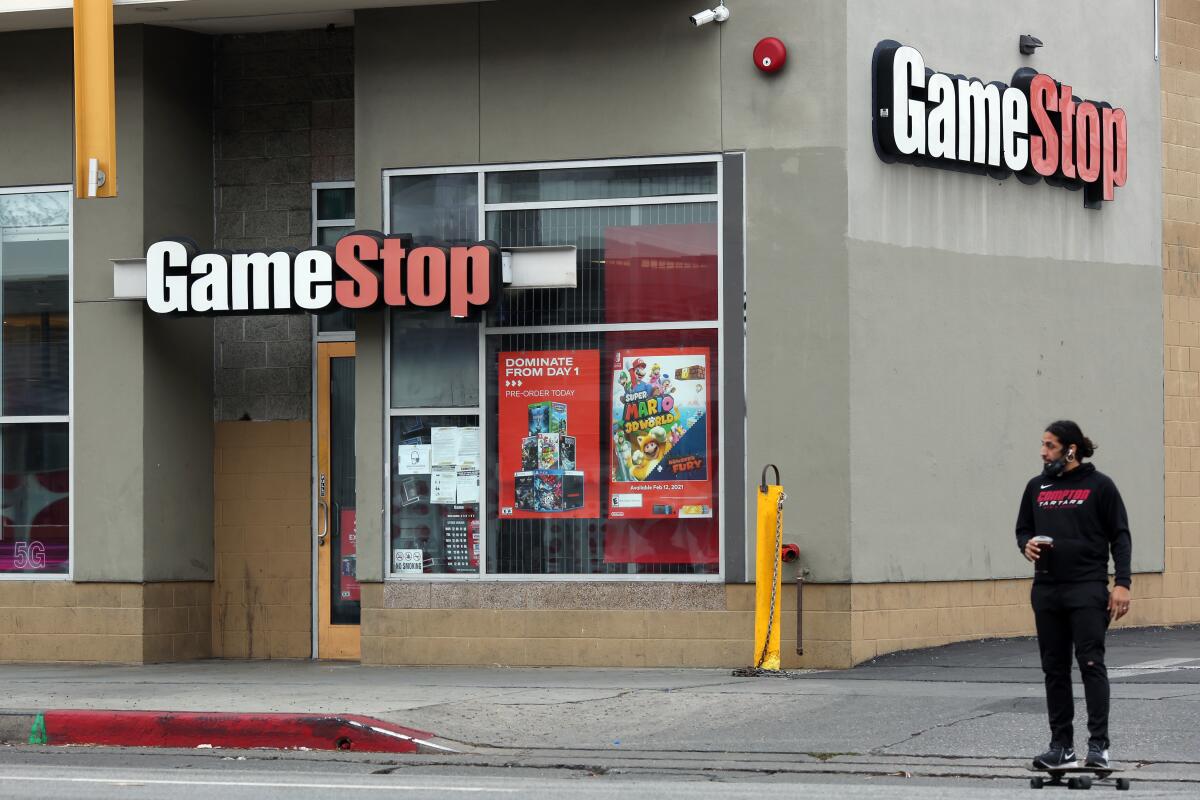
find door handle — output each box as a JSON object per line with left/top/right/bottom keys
{"left": 318, "top": 499, "right": 329, "bottom": 546}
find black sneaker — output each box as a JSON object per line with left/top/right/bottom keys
{"left": 1033, "top": 743, "right": 1078, "bottom": 769}
{"left": 1086, "top": 742, "right": 1110, "bottom": 769}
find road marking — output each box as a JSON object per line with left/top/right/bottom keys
{"left": 1109, "top": 657, "right": 1200, "bottom": 678}
{"left": 0, "top": 775, "right": 516, "bottom": 793}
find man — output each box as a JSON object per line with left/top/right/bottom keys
{"left": 1015, "top": 420, "right": 1132, "bottom": 770}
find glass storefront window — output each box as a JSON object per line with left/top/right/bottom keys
{"left": 0, "top": 188, "right": 70, "bottom": 577}
{"left": 390, "top": 313, "right": 479, "bottom": 409}
{"left": 384, "top": 157, "right": 723, "bottom": 579}
{"left": 317, "top": 187, "right": 355, "bottom": 221}
{"left": 389, "top": 415, "right": 480, "bottom": 574}
{"left": 388, "top": 173, "right": 478, "bottom": 244}
{"left": 486, "top": 162, "right": 717, "bottom": 204}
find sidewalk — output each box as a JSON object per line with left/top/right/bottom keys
{"left": 1, "top": 625, "right": 1198, "bottom": 784}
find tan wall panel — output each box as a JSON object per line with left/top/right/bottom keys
{"left": 212, "top": 421, "right": 312, "bottom": 659}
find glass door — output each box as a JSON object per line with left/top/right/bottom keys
{"left": 316, "top": 341, "right": 359, "bottom": 659}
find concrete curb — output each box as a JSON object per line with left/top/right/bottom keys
{"left": 0, "top": 710, "right": 456, "bottom": 754}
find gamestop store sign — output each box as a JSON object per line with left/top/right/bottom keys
{"left": 872, "top": 40, "right": 1128, "bottom": 208}
{"left": 145, "top": 232, "right": 501, "bottom": 317}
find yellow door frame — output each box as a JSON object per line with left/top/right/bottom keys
{"left": 316, "top": 340, "right": 360, "bottom": 660}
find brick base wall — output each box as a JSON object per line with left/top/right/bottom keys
{"left": 0, "top": 582, "right": 211, "bottom": 664}
{"left": 362, "top": 582, "right": 820, "bottom": 669}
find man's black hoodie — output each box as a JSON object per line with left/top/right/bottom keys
{"left": 1014, "top": 463, "right": 1132, "bottom": 588}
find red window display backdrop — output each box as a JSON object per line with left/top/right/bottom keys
{"left": 602, "top": 223, "right": 718, "bottom": 565}
{"left": 602, "top": 223, "right": 718, "bottom": 324}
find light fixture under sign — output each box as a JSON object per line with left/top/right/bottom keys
{"left": 502, "top": 246, "right": 577, "bottom": 289}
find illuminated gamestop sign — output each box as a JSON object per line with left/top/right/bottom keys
{"left": 872, "top": 40, "right": 1128, "bottom": 208}
{"left": 146, "top": 232, "right": 501, "bottom": 317}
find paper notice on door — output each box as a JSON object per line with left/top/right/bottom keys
{"left": 431, "top": 427, "right": 460, "bottom": 467}
{"left": 397, "top": 444, "right": 431, "bottom": 475}
{"left": 430, "top": 465, "right": 458, "bottom": 504}
{"left": 456, "top": 427, "right": 480, "bottom": 467}
{"left": 456, "top": 466, "right": 480, "bottom": 504}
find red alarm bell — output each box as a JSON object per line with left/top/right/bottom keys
{"left": 753, "top": 37, "right": 787, "bottom": 73}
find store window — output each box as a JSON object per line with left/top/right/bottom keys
{"left": 0, "top": 187, "right": 71, "bottom": 577}
{"left": 384, "top": 157, "right": 722, "bottom": 578}
{"left": 313, "top": 182, "right": 355, "bottom": 334}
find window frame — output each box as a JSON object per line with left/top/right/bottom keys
{"left": 0, "top": 183, "right": 73, "bottom": 582}
{"left": 311, "top": 180, "right": 355, "bottom": 242}
{"left": 382, "top": 155, "right": 725, "bottom": 582}
{"left": 312, "top": 180, "right": 356, "bottom": 344}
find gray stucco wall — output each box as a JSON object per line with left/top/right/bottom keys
{"left": 721, "top": 0, "right": 851, "bottom": 582}
{"left": 141, "top": 27, "right": 215, "bottom": 582}
{"left": 845, "top": 0, "right": 1165, "bottom": 582}
{"left": 73, "top": 26, "right": 148, "bottom": 581}
{"left": 0, "top": 26, "right": 216, "bottom": 582}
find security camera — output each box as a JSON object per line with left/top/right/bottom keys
{"left": 690, "top": 4, "right": 730, "bottom": 26}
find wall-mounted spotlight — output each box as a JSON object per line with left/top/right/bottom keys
{"left": 690, "top": 3, "right": 730, "bottom": 26}
{"left": 1019, "top": 34, "right": 1043, "bottom": 55}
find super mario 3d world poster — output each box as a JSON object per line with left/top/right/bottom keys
{"left": 609, "top": 348, "right": 711, "bottom": 519}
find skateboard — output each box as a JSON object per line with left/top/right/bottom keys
{"left": 1027, "top": 765, "right": 1130, "bottom": 790}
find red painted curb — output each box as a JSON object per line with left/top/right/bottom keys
{"left": 21, "top": 711, "right": 453, "bottom": 754}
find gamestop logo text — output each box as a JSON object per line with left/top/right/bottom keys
{"left": 146, "top": 232, "right": 501, "bottom": 318}
{"left": 872, "top": 40, "right": 1128, "bottom": 208}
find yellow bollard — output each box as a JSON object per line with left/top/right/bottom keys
{"left": 753, "top": 465, "right": 785, "bottom": 671}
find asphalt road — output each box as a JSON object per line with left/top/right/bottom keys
{"left": 0, "top": 750, "right": 1192, "bottom": 800}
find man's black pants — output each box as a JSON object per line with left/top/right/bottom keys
{"left": 1032, "top": 581, "right": 1111, "bottom": 750}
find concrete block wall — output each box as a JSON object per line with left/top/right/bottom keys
{"left": 1161, "top": 0, "right": 1200, "bottom": 628}
{"left": 0, "top": 582, "right": 211, "bottom": 664}
{"left": 212, "top": 422, "right": 312, "bottom": 658}
{"left": 213, "top": 28, "right": 354, "bottom": 422}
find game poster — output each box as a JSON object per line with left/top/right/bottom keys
{"left": 498, "top": 350, "right": 600, "bottom": 518}
{"left": 609, "top": 348, "right": 711, "bottom": 519}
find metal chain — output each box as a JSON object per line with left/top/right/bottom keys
{"left": 754, "top": 489, "right": 787, "bottom": 670}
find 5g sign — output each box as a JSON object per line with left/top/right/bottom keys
{"left": 13, "top": 541, "right": 46, "bottom": 570}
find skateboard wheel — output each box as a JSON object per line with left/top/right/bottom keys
{"left": 1030, "top": 776, "right": 1044, "bottom": 789}
{"left": 1116, "top": 778, "right": 1131, "bottom": 791}
{"left": 1077, "top": 776, "right": 1092, "bottom": 790}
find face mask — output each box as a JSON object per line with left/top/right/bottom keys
{"left": 1043, "top": 447, "right": 1075, "bottom": 477}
